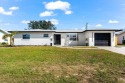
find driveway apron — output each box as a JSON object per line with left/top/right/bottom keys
{"left": 98, "top": 47, "right": 125, "bottom": 55}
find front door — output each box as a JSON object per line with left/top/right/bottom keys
{"left": 54, "top": 34, "right": 61, "bottom": 45}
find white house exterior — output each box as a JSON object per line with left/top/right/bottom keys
{"left": 8, "top": 29, "right": 121, "bottom": 46}
{"left": 117, "top": 31, "right": 125, "bottom": 44}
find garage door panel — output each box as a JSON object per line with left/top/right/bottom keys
{"left": 95, "top": 33, "right": 111, "bottom": 46}
{"left": 95, "top": 40, "right": 109, "bottom": 46}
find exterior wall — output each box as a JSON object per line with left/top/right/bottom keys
{"left": 84, "top": 31, "right": 93, "bottom": 46}
{"left": 13, "top": 31, "right": 116, "bottom": 46}
{"left": 66, "top": 33, "right": 78, "bottom": 46}
{"left": 85, "top": 31, "right": 115, "bottom": 46}
{"left": 118, "top": 33, "right": 125, "bottom": 44}
{"left": 14, "top": 32, "right": 53, "bottom": 45}
{"left": 78, "top": 33, "right": 85, "bottom": 46}
{"left": 60, "top": 33, "right": 66, "bottom": 46}
{"left": 115, "top": 36, "right": 118, "bottom": 46}
{"left": 53, "top": 33, "right": 85, "bottom": 46}
{"left": 64, "top": 33, "right": 85, "bottom": 46}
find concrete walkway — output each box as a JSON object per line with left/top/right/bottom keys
{"left": 98, "top": 46, "right": 125, "bottom": 55}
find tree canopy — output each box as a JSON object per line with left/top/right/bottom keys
{"left": 28, "top": 20, "right": 56, "bottom": 30}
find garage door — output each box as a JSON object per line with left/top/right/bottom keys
{"left": 94, "top": 33, "right": 111, "bottom": 46}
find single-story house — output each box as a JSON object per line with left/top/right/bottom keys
{"left": 117, "top": 31, "right": 125, "bottom": 45}
{"left": 8, "top": 29, "right": 121, "bottom": 46}
{"left": 0, "top": 29, "right": 9, "bottom": 44}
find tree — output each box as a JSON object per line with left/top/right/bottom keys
{"left": 2, "top": 32, "right": 17, "bottom": 46}
{"left": 0, "top": 29, "right": 8, "bottom": 42}
{"left": 28, "top": 20, "right": 56, "bottom": 30}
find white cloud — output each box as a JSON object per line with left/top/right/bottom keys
{"left": 108, "top": 20, "right": 119, "bottom": 24}
{"left": 96, "top": 24, "right": 102, "bottom": 27}
{"left": 9, "top": 7, "right": 19, "bottom": 11}
{"left": 50, "top": 19, "right": 59, "bottom": 25}
{"left": 40, "top": 11, "right": 55, "bottom": 17}
{"left": 0, "top": 7, "right": 19, "bottom": 15}
{"left": 44, "top": 1, "right": 72, "bottom": 15}
{"left": 21, "top": 20, "right": 30, "bottom": 24}
{"left": 0, "top": 7, "right": 12, "bottom": 15}
{"left": 65, "top": 10, "right": 72, "bottom": 14}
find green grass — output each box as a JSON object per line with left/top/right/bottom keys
{"left": 0, "top": 46, "right": 125, "bottom": 83}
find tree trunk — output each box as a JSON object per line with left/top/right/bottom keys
{"left": 10, "top": 37, "right": 14, "bottom": 46}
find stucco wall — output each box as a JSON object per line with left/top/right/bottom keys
{"left": 53, "top": 33, "right": 85, "bottom": 46}
{"left": 14, "top": 32, "right": 53, "bottom": 45}
{"left": 14, "top": 32, "right": 85, "bottom": 46}
{"left": 62, "top": 33, "right": 85, "bottom": 46}
{"left": 78, "top": 33, "right": 85, "bottom": 46}
{"left": 118, "top": 33, "right": 125, "bottom": 44}
{"left": 13, "top": 31, "right": 116, "bottom": 46}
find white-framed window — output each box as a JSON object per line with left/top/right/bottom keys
{"left": 22, "top": 34, "right": 30, "bottom": 39}
{"left": 43, "top": 34, "right": 49, "bottom": 37}
{"left": 67, "top": 33, "right": 77, "bottom": 41}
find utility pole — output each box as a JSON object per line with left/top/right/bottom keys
{"left": 85, "top": 23, "right": 88, "bottom": 30}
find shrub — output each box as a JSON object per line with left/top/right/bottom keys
{"left": 0, "top": 42, "right": 8, "bottom": 46}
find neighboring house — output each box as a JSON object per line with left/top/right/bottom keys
{"left": 117, "top": 31, "right": 125, "bottom": 45}
{"left": 8, "top": 29, "right": 121, "bottom": 46}
{"left": 0, "top": 29, "right": 9, "bottom": 44}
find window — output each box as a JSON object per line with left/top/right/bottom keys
{"left": 43, "top": 34, "right": 49, "bottom": 37}
{"left": 123, "top": 36, "right": 124, "bottom": 40}
{"left": 22, "top": 34, "right": 30, "bottom": 39}
{"left": 68, "top": 34, "right": 77, "bottom": 41}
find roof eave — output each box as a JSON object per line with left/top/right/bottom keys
{"left": 84, "top": 29, "right": 122, "bottom": 32}
{"left": 0, "top": 29, "right": 8, "bottom": 34}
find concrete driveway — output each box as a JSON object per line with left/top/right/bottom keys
{"left": 98, "top": 46, "right": 125, "bottom": 55}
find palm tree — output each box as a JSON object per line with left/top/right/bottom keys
{"left": 2, "top": 31, "right": 17, "bottom": 46}
{"left": 0, "top": 29, "right": 8, "bottom": 43}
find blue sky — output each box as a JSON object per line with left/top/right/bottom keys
{"left": 0, "top": 0, "right": 125, "bottom": 31}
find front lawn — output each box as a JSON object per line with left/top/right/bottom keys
{"left": 0, "top": 46, "right": 125, "bottom": 83}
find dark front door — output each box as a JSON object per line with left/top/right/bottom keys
{"left": 94, "top": 33, "right": 111, "bottom": 46}
{"left": 54, "top": 34, "right": 61, "bottom": 45}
